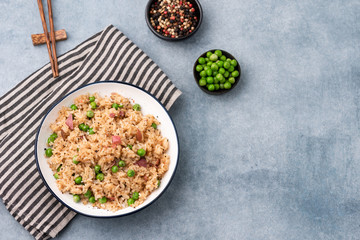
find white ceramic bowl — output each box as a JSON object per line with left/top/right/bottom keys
{"left": 35, "top": 81, "right": 179, "bottom": 217}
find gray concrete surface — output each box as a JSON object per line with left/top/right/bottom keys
{"left": 0, "top": 0, "right": 359, "bottom": 239}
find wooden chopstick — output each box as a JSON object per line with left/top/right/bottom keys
{"left": 47, "top": 0, "right": 58, "bottom": 76}
{"left": 36, "top": 0, "right": 58, "bottom": 78}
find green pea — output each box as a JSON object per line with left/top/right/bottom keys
{"left": 224, "top": 61, "right": 231, "bottom": 69}
{"left": 127, "top": 169, "right": 135, "bottom": 177}
{"left": 47, "top": 136, "right": 56, "bottom": 144}
{"left": 207, "top": 84, "right": 215, "bottom": 91}
{"left": 210, "top": 63, "right": 218, "bottom": 71}
{"left": 89, "top": 196, "right": 96, "bottom": 203}
{"left": 212, "top": 71, "right": 218, "bottom": 76}
{"left": 220, "top": 83, "right": 224, "bottom": 89}
{"left": 157, "top": 179, "right": 161, "bottom": 187}
{"left": 195, "top": 65, "right": 203, "bottom": 72}
{"left": 231, "top": 59, "right": 238, "bottom": 66}
{"left": 50, "top": 132, "right": 57, "bottom": 138}
{"left": 228, "top": 66, "right": 235, "bottom": 72}
{"left": 137, "top": 148, "right": 146, "bottom": 157}
{"left": 84, "top": 190, "right": 92, "bottom": 198}
{"left": 70, "top": 104, "right": 78, "bottom": 110}
{"left": 118, "top": 104, "right": 123, "bottom": 108}
{"left": 127, "top": 145, "right": 133, "bottom": 150}
{"left": 78, "top": 123, "right": 85, "bottom": 131}
{"left": 206, "top": 62, "right": 212, "bottom": 67}
{"left": 86, "top": 110, "right": 94, "bottom": 118}
{"left": 132, "top": 192, "right": 139, "bottom": 200}
{"left": 220, "top": 55, "right": 227, "bottom": 61}
{"left": 228, "top": 77, "right": 236, "bottom": 84}
{"left": 209, "top": 54, "right": 218, "bottom": 62}
{"left": 198, "top": 57, "right": 206, "bottom": 65}
{"left": 223, "top": 71, "right": 229, "bottom": 78}
{"left": 232, "top": 70, "right": 240, "bottom": 77}
{"left": 83, "top": 125, "right": 90, "bottom": 132}
{"left": 200, "top": 70, "right": 207, "bottom": 78}
{"left": 133, "top": 104, "right": 141, "bottom": 111}
{"left": 89, "top": 128, "right": 95, "bottom": 135}
{"left": 96, "top": 173, "right": 104, "bottom": 181}
{"left": 89, "top": 96, "right": 95, "bottom": 102}
{"left": 217, "top": 61, "right": 224, "bottom": 68}
{"left": 111, "top": 103, "right": 119, "bottom": 110}
{"left": 94, "top": 165, "right": 101, "bottom": 173}
{"left": 151, "top": 123, "right": 157, "bottom": 129}
{"left": 213, "top": 78, "right": 219, "bottom": 84}
{"left": 203, "top": 66, "right": 209, "bottom": 71}
{"left": 206, "top": 51, "right": 213, "bottom": 58}
{"left": 45, "top": 148, "right": 53, "bottom": 157}
{"left": 73, "top": 194, "right": 80, "bottom": 203}
{"left": 54, "top": 173, "right": 59, "bottom": 179}
{"left": 48, "top": 133, "right": 58, "bottom": 143}
{"left": 224, "top": 81, "right": 232, "bottom": 89}
{"left": 219, "top": 68, "right": 225, "bottom": 74}
{"left": 214, "top": 84, "right": 220, "bottom": 90}
{"left": 214, "top": 50, "right": 223, "bottom": 57}
{"left": 75, "top": 176, "right": 82, "bottom": 184}
{"left": 57, "top": 164, "right": 62, "bottom": 172}
{"left": 111, "top": 165, "right": 119, "bottom": 173}
{"left": 205, "top": 57, "right": 209, "bottom": 62}
{"left": 216, "top": 74, "right": 223, "bottom": 82}
{"left": 73, "top": 155, "right": 79, "bottom": 164}
{"left": 118, "top": 160, "right": 126, "bottom": 167}
{"left": 127, "top": 198, "right": 135, "bottom": 206}
{"left": 206, "top": 77, "right": 214, "bottom": 84}
{"left": 219, "top": 76, "right": 226, "bottom": 84}
{"left": 90, "top": 101, "right": 97, "bottom": 110}
{"left": 99, "top": 197, "right": 107, "bottom": 204}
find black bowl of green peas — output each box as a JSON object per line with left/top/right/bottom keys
{"left": 193, "top": 49, "right": 241, "bottom": 95}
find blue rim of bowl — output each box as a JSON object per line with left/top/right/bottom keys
{"left": 145, "top": 0, "right": 203, "bottom": 41}
{"left": 35, "top": 81, "right": 180, "bottom": 218}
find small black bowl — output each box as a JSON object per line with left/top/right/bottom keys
{"left": 193, "top": 49, "right": 241, "bottom": 95}
{"left": 145, "top": 0, "right": 203, "bottom": 41}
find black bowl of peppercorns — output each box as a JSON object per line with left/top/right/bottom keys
{"left": 146, "top": 0, "right": 203, "bottom": 41}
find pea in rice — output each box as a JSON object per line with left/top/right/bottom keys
{"left": 46, "top": 92, "right": 170, "bottom": 211}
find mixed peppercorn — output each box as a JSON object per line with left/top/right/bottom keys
{"left": 149, "top": 0, "right": 198, "bottom": 39}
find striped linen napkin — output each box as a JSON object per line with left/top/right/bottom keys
{"left": 0, "top": 25, "right": 181, "bottom": 240}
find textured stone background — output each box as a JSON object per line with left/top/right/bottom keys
{"left": 1, "top": 0, "right": 359, "bottom": 239}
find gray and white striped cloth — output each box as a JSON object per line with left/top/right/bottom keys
{"left": 0, "top": 25, "right": 181, "bottom": 240}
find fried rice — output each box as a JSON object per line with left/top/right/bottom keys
{"left": 46, "top": 92, "right": 170, "bottom": 211}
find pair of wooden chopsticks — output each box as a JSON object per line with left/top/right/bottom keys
{"left": 37, "top": 0, "right": 58, "bottom": 78}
